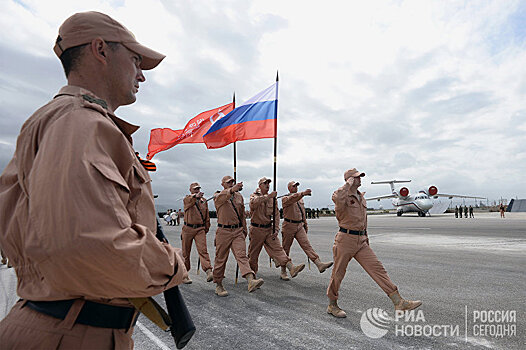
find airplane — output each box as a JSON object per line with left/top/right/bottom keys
{"left": 366, "top": 180, "right": 485, "bottom": 217}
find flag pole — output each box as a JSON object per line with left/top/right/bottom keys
{"left": 232, "top": 92, "right": 240, "bottom": 285}
{"left": 271, "top": 71, "right": 279, "bottom": 269}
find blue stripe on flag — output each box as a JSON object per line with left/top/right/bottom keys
{"left": 205, "top": 100, "right": 276, "bottom": 134}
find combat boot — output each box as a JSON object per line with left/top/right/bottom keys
{"left": 327, "top": 299, "right": 347, "bottom": 318}
{"left": 286, "top": 261, "right": 305, "bottom": 278}
{"left": 388, "top": 290, "right": 422, "bottom": 311}
{"left": 215, "top": 283, "right": 228, "bottom": 297}
{"left": 280, "top": 266, "right": 290, "bottom": 281}
{"left": 246, "top": 273, "right": 264, "bottom": 292}
{"left": 313, "top": 258, "right": 333, "bottom": 273}
{"left": 206, "top": 269, "right": 213, "bottom": 282}
{"left": 182, "top": 276, "right": 193, "bottom": 284}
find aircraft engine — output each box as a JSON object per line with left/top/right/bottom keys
{"left": 428, "top": 186, "right": 438, "bottom": 196}
{"left": 399, "top": 187, "right": 409, "bottom": 197}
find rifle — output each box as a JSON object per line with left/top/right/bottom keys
{"left": 153, "top": 219, "right": 196, "bottom": 348}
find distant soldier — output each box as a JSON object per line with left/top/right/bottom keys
{"left": 181, "top": 182, "right": 213, "bottom": 284}
{"left": 458, "top": 205, "right": 463, "bottom": 218}
{"left": 327, "top": 168, "right": 421, "bottom": 318}
{"left": 280, "top": 181, "right": 333, "bottom": 280}
{"left": 248, "top": 177, "right": 305, "bottom": 280}
{"left": 464, "top": 205, "right": 468, "bottom": 218}
{"left": 213, "top": 176, "right": 264, "bottom": 296}
{"left": 316, "top": 208, "right": 320, "bottom": 218}
{"left": 499, "top": 203, "right": 505, "bottom": 218}
{"left": 454, "top": 206, "right": 459, "bottom": 218}
{"left": 469, "top": 205, "right": 474, "bottom": 218}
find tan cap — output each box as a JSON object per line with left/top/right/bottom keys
{"left": 287, "top": 181, "right": 300, "bottom": 191}
{"left": 53, "top": 11, "right": 165, "bottom": 70}
{"left": 258, "top": 177, "right": 272, "bottom": 185}
{"left": 189, "top": 182, "right": 201, "bottom": 191}
{"left": 221, "top": 175, "right": 234, "bottom": 185}
{"left": 344, "top": 168, "right": 365, "bottom": 181}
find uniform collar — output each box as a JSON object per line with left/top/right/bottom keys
{"left": 55, "top": 85, "right": 140, "bottom": 137}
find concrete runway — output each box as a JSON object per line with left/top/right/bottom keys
{"left": 132, "top": 212, "right": 525, "bottom": 350}
{"left": 2, "top": 212, "right": 524, "bottom": 349}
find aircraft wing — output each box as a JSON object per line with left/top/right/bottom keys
{"left": 366, "top": 194, "right": 397, "bottom": 201}
{"left": 435, "top": 193, "right": 485, "bottom": 199}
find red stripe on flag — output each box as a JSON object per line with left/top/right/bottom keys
{"left": 204, "top": 119, "right": 275, "bottom": 149}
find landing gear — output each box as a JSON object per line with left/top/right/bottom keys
{"left": 397, "top": 211, "right": 402, "bottom": 217}
{"left": 417, "top": 211, "right": 429, "bottom": 217}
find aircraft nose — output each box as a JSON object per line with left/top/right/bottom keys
{"left": 422, "top": 199, "right": 433, "bottom": 210}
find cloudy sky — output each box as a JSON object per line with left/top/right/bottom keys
{"left": 1, "top": 0, "right": 525, "bottom": 210}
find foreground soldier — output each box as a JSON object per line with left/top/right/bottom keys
{"left": 280, "top": 181, "right": 333, "bottom": 280}
{"left": 327, "top": 168, "right": 422, "bottom": 318}
{"left": 213, "top": 176, "right": 264, "bottom": 296}
{"left": 248, "top": 177, "right": 305, "bottom": 279}
{"left": 182, "top": 182, "right": 213, "bottom": 284}
{"left": 0, "top": 11, "right": 186, "bottom": 348}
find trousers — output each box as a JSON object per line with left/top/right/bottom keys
{"left": 213, "top": 227, "right": 253, "bottom": 283}
{"left": 281, "top": 222, "right": 319, "bottom": 261}
{"left": 248, "top": 226, "right": 290, "bottom": 274}
{"left": 181, "top": 225, "right": 212, "bottom": 272}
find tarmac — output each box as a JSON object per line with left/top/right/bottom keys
{"left": 1, "top": 212, "right": 525, "bottom": 349}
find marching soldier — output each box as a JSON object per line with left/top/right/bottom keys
{"left": 181, "top": 182, "right": 213, "bottom": 284}
{"left": 280, "top": 181, "right": 333, "bottom": 280}
{"left": 212, "top": 176, "right": 264, "bottom": 296}
{"left": 248, "top": 177, "right": 305, "bottom": 279}
{"left": 327, "top": 168, "right": 422, "bottom": 318}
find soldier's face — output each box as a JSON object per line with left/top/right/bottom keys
{"left": 290, "top": 185, "right": 298, "bottom": 193}
{"left": 190, "top": 187, "right": 200, "bottom": 194}
{"left": 107, "top": 44, "right": 145, "bottom": 108}
{"left": 223, "top": 180, "right": 234, "bottom": 189}
{"left": 352, "top": 176, "right": 362, "bottom": 187}
{"left": 259, "top": 182, "right": 270, "bottom": 194}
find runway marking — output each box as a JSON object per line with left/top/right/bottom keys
{"left": 136, "top": 321, "right": 171, "bottom": 350}
{"left": 369, "top": 226, "right": 431, "bottom": 230}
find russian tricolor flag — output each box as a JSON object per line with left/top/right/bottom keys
{"left": 203, "top": 82, "right": 278, "bottom": 149}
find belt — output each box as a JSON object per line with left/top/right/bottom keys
{"left": 184, "top": 222, "right": 204, "bottom": 228}
{"left": 339, "top": 227, "right": 367, "bottom": 235}
{"left": 218, "top": 223, "right": 241, "bottom": 229}
{"left": 25, "top": 299, "right": 137, "bottom": 330}
{"left": 284, "top": 218, "right": 303, "bottom": 224}
{"left": 251, "top": 222, "right": 272, "bottom": 228}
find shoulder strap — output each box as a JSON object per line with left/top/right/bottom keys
{"left": 229, "top": 194, "right": 243, "bottom": 225}
{"left": 297, "top": 201, "right": 305, "bottom": 223}
{"left": 194, "top": 200, "right": 205, "bottom": 224}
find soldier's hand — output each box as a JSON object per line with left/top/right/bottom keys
{"left": 303, "top": 189, "right": 312, "bottom": 196}
{"left": 233, "top": 182, "right": 243, "bottom": 192}
{"left": 196, "top": 192, "right": 204, "bottom": 198}
{"left": 269, "top": 191, "right": 277, "bottom": 198}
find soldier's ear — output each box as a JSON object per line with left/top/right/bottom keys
{"left": 90, "top": 38, "right": 109, "bottom": 64}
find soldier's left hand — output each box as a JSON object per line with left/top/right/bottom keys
{"left": 303, "top": 189, "right": 312, "bottom": 196}
{"left": 196, "top": 192, "right": 204, "bottom": 198}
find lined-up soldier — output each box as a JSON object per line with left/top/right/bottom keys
{"left": 280, "top": 181, "right": 333, "bottom": 280}
{"left": 0, "top": 11, "right": 186, "bottom": 348}
{"left": 248, "top": 177, "right": 305, "bottom": 279}
{"left": 326, "top": 168, "right": 422, "bottom": 318}
{"left": 213, "top": 176, "right": 264, "bottom": 296}
{"left": 181, "top": 182, "right": 213, "bottom": 284}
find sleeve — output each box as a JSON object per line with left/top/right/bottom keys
{"left": 282, "top": 193, "right": 303, "bottom": 208}
{"left": 183, "top": 195, "right": 197, "bottom": 211}
{"left": 249, "top": 192, "right": 267, "bottom": 211}
{"left": 204, "top": 200, "right": 211, "bottom": 231}
{"left": 214, "top": 188, "right": 232, "bottom": 209}
{"left": 332, "top": 183, "right": 351, "bottom": 210}
{"left": 27, "top": 110, "right": 184, "bottom": 299}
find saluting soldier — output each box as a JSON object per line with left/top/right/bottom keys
{"left": 280, "top": 181, "right": 333, "bottom": 280}
{"left": 181, "top": 182, "right": 213, "bottom": 284}
{"left": 327, "top": 168, "right": 422, "bottom": 318}
{"left": 212, "top": 176, "right": 264, "bottom": 296}
{"left": 248, "top": 177, "right": 305, "bottom": 279}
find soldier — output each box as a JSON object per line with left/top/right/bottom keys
{"left": 213, "top": 176, "right": 264, "bottom": 296}
{"left": 280, "top": 181, "right": 333, "bottom": 280}
{"left": 464, "top": 205, "right": 468, "bottom": 218}
{"left": 454, "top": 205, "right": 459, "bottom": 218}
{"left": 248, "top": 177, "right": 305, "bottom": 279}
{"left": 0, "top": 11, "right": 186, "bottom": 348}
{"left": 459, "top": 205, "right": 463, "bottom": 218}
{"left": 327, "top": 168, "right": 421, "bottom": 318}
{"left": 181, "top": 182, "right": 213, "bottom": 284}
{"left": 469, "top": 205, "right": 474, "bottom": 218}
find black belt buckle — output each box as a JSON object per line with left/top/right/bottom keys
{"left": 339, "top": 227, "right": 367, "bottom": 235}
{"left": 251, "top": 222, "right": 271, "bottom": 228}
{"left": 284, "top": 218, "right": 303, "bottom": 224}
{"left": 184, "top": 222, "right": 203, "bottom": 229}
{"left": 218, "top": 223, "right": 240, "bottom": 229}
